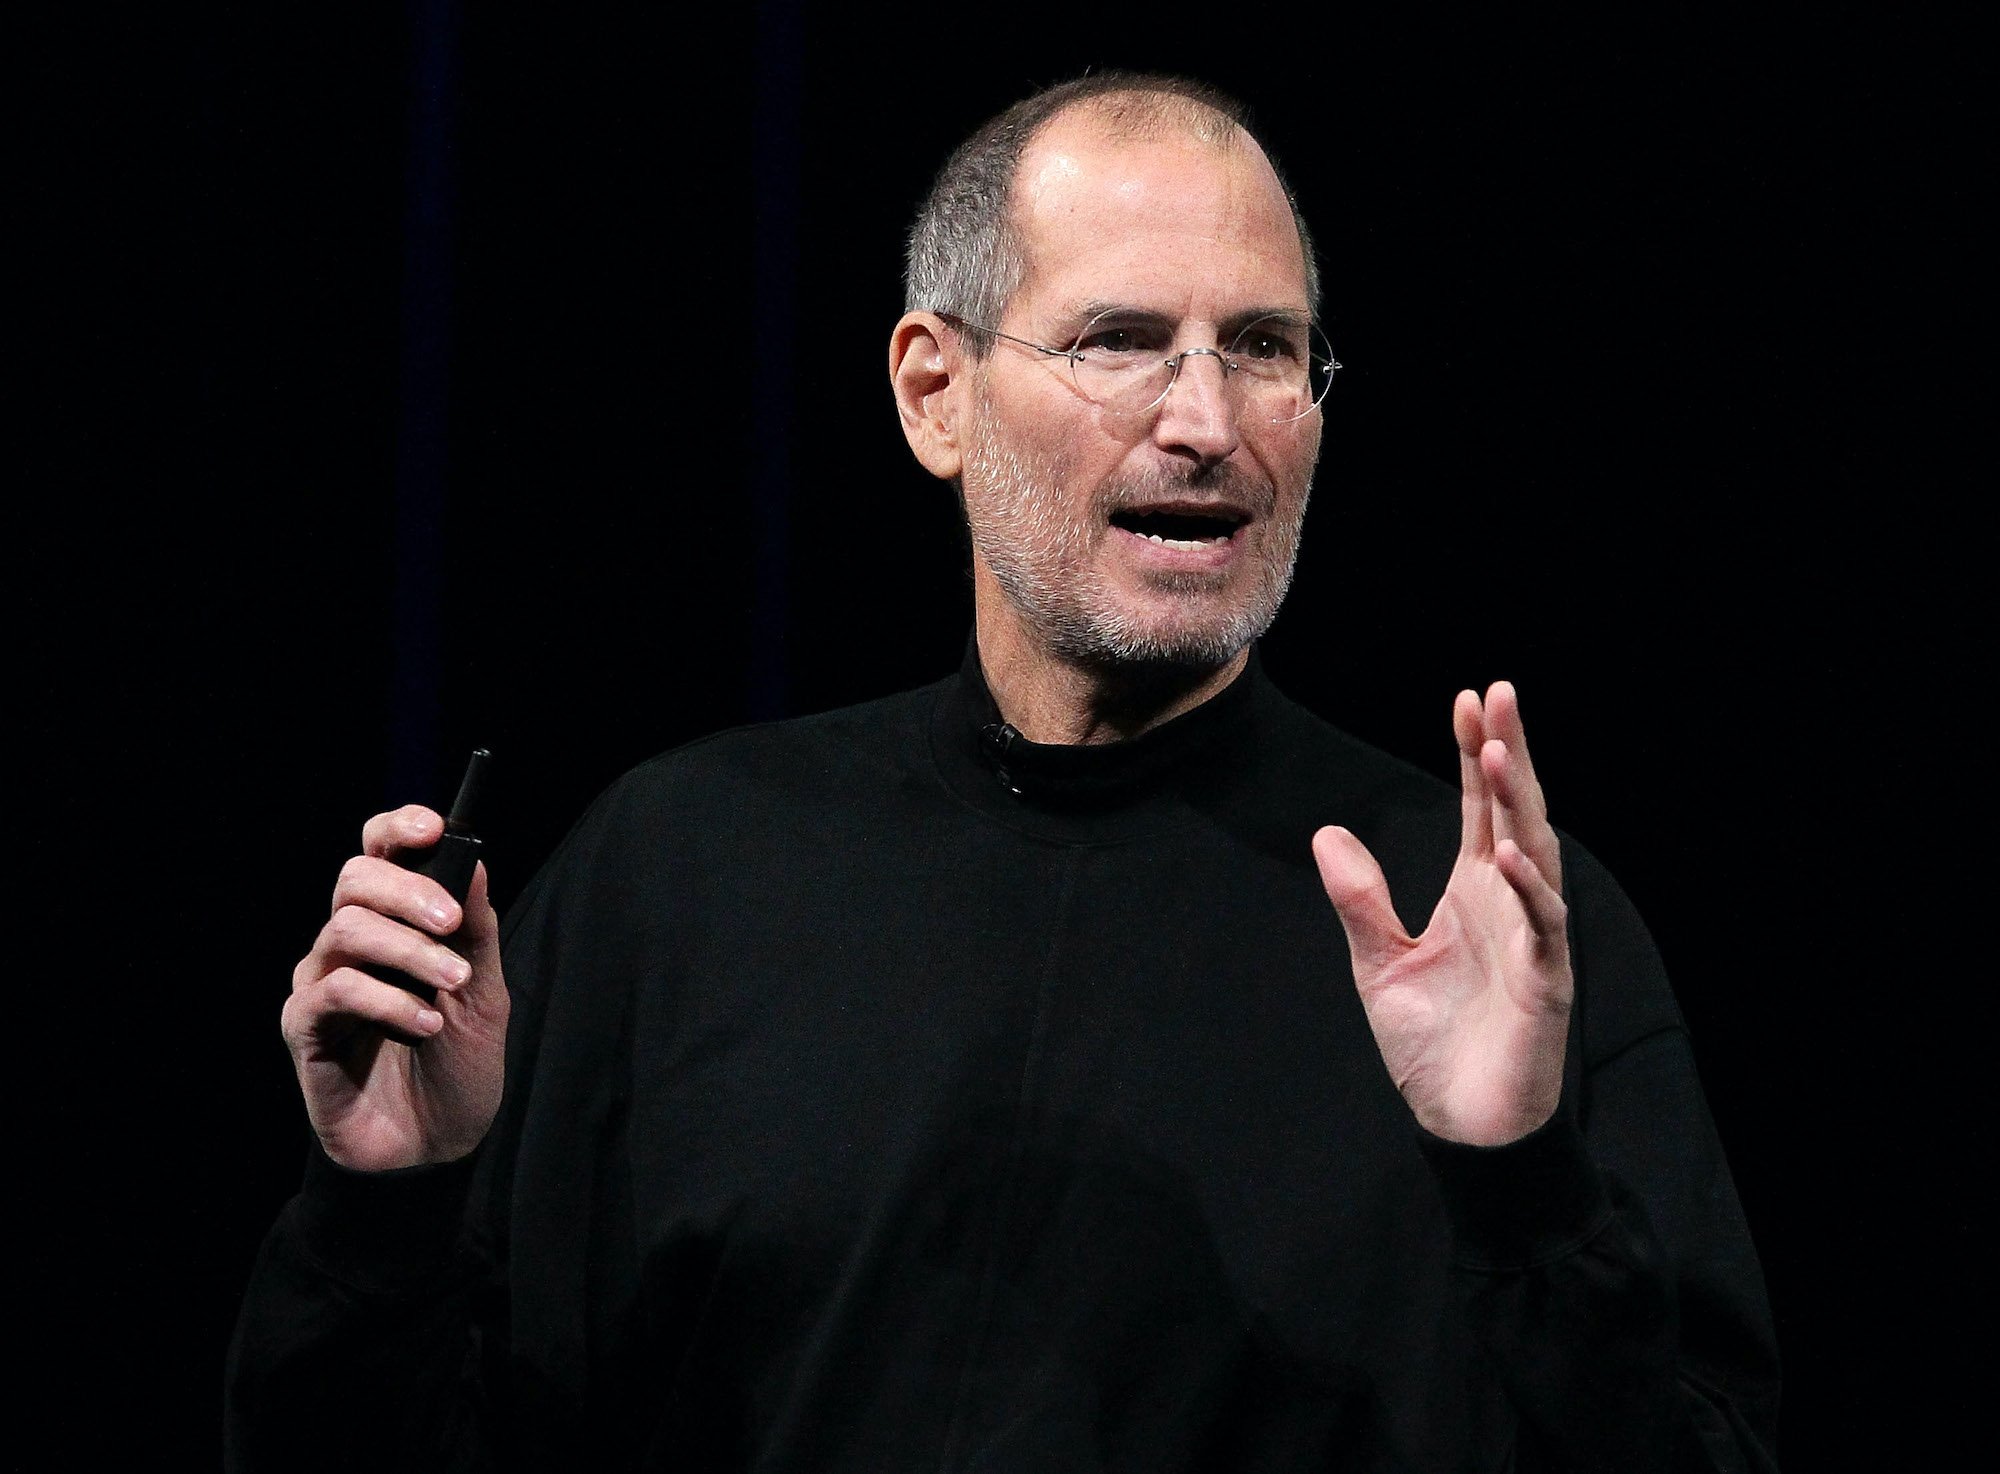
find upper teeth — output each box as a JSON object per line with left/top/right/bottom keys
{"left": 1146, "top": 533, "right": 1229, "bottom": 549}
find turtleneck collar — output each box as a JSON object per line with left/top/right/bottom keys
{"left": 929, "top": 636, "right": 1264, "bottom": 843}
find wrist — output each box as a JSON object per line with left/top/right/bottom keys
{"left": 1415, "top": 1113, "right": 1613, "bottom": 1270}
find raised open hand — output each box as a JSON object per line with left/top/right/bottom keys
{"left": 1312, "top": 682, "right": 1572, "bottom": 1146}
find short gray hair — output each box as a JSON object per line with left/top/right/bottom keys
{"left": 904, "top": 73, "right": 1321, "bottom": 356}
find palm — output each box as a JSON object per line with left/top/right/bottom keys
{"left": 1314, "top": 683, "right": 1572, "bottom": 1146}
{"left": 298, "top": 990, "right": 507, "bottom": 1170}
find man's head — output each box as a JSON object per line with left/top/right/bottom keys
{"left": 903, "top": 74, "right": 1320, "bottom": 344}
{"left": 891, "top": 75, "right": 1325, "bottom": 675}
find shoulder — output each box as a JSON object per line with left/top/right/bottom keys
{"left": 1246, "top": 674, "right": 1462, "bottom": 850}
{"left": 561, "top": 676, "right": 951, "bottom": 854}
{"left": 498, "top": 676, "right": 951, "bottom": 945}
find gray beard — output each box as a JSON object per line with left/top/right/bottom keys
{"left": 961, "top": 398, "right": 1310, "bottom": 670}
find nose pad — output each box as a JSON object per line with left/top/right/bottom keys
{"left": 1155, "top": 348, "right": 1240, "bottom": 459}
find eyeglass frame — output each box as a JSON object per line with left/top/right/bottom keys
{"left": 936, "top": 309, "right": 1340, "bottom": 425}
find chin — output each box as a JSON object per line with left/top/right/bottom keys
{"left": 1042, "top": 581, "right": 1284, "bottom": 670}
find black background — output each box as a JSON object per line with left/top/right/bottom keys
{"left": 25, "top": 4, "right": 1980, "bottom": 1466}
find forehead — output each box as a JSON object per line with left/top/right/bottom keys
{"left": 1007, "top": 109, "right": 1309, "bottom": 326}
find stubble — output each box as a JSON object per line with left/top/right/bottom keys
{"left": 959, "top": 389, "right": 1311, "bottom": 670}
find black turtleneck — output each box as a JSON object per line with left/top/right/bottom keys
{"left": 956, "top": 642, "right": 1261, "bottom": 812}
{"left": 228, "top": 649, "right": 1780, "bottom": 1473}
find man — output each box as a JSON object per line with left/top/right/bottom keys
{"left": 229, "top": 75, "right": 1779, "bottom": 1471}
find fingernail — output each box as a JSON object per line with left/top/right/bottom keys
{"left": 441, "top": 954, "right": 472, "bottom": 986}
{"left": 428, "top": 902, "right": 454, "bottom": 929}
{"left": 417, "top": 1009, "right": 444, "bottom": 1032}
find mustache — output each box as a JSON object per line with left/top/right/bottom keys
{"left": 1100, "top": 461, "right": 1275, "bottom": 516}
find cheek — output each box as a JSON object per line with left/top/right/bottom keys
{"left": 968, "top": 376, "right": 1146, "bottom": 524}
{"left": 1267, "top": 425, "right": 1321, "bottom": 500}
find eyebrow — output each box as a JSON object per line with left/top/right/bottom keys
{"left": 1050, "top": 298, "right": 1314, "bottom": 341}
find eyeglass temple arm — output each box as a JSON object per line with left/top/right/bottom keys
{"left": 938, "top": 314, "right": 1080, "bottom": 363}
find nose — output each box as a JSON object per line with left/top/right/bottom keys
{"left": 1151, "top": 347, "right": 1240, "bottom": 466}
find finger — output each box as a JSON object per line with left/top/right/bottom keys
{"left": 300, "top": 904, "right": 475, "bottom": 996}
{"left": 1483, "top": 741, "right": 1564, "bottom": 894}
{"left": 457, "top": 861, "right": 502, "bottom": 973}
{"left": 283, "top": 964, "right": 445, "bottom": 1053}
{"left": 1479, "top": 681, "right": 1562, "bottom": 888}
{"left": 446, "top": 862, "right": 507, "bottom": 1018}
{"left": 1495, "top": 838, "right": 1569, "bottom": 948}
{"left": 1312, "top": 825, "right": 1413, "bottom": 973}
{"left": 330, "top": 853, "right": 463, "bottom": 936}
{"left": 1484, "top": 680, "right": 1527, "bottom": 753}
{"left": 361, "top": 805, "right": 445, "bottom": 860}
{"left": 1483, "top": 682, "right": 1546, "bottom": 820}
{"left": 1454, "top": 689, "right": 1492, "bottom": 857}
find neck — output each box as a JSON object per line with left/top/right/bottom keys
{"left": 973, "top": 587, "right": 1249, "bottom": 746}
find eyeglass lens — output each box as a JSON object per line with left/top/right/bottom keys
{"left": 1068, "top": 311, "right": 1338, "bottom": 423}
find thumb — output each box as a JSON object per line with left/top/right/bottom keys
{"left": 1311, "top": 825, "right": 1409, "bottom": 973}
{"left": 459, "top": 861, "right": 503, "bottom": 979}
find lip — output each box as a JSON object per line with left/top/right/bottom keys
{"left": 1111, "top": 493, "right": 1260, "bottom": 524}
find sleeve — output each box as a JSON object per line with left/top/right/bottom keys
{"left": 222, "top": 1145, "right": 498, "bottom": 1474}
{"left": 1415, "top": 842, "right": 1782, "bottom": 1473}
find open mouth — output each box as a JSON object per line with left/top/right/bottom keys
{"left": 1109, "top": 508, "right": 1249, "bottom": 549}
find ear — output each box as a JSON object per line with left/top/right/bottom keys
{"left": 889, "top": 311, "right": 966, "bottom": 481}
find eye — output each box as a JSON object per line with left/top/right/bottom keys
{"left": 1232, "top": 322, "right": 1306, "bottom": 364}
{"left": 1072, "top": 315, "right": 1171, "bottom": 362}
